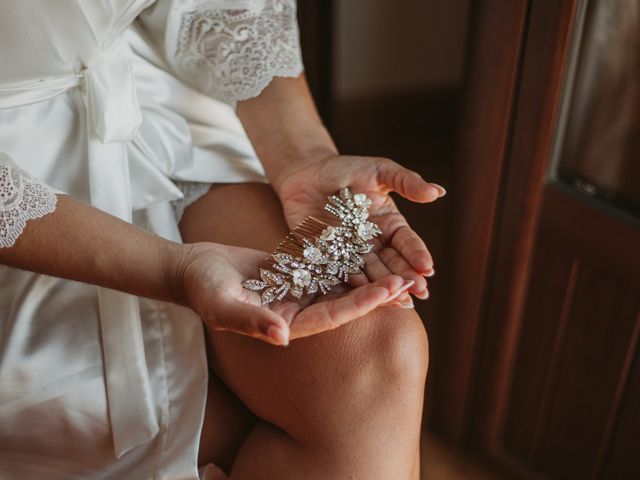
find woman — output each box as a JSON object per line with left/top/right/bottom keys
{"left": 0, "top": 1, "right": 444, "bottom": 478}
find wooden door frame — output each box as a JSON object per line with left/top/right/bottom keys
{"left": 471, "top": 0, "right": 583, "bottom": 469}
{"left": 429, "top": 0, "right": 583, "bottom": 465}
{"left": 428, "top": 0, "right": 531, "bottom": 441}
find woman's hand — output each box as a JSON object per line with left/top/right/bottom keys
{"left": 175, "top": 242, "right": 411, "bottom": 346}
{"left": 273, "top": 154, "right": 446, "bottom": 302}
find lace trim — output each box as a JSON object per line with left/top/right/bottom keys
{"left": 171, "top": 180, "right": 212, "bottom": 222}
{"left": 0, "top": 154, "right": 58, "bottom": 249}
{"left": 173, "top": 0, "right": 304, "bottom": 105}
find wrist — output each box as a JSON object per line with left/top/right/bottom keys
{"left": 269, "top": 142, "right": 338, "bottom": 194}
{"left": 235, "top": 76, "right": 338, "bottom": 193}
{"left": 161, "top": 241, "right": 193, "bottom": 306}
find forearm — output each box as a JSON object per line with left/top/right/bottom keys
{"left": 236, "top": 74, "right": 337, "bottom": 190}
{"left": 0, "top": 195, "right": 185, "bottom": 304}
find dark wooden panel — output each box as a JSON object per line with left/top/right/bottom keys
{"left": 538, "top": 185, "right": 640, "bottom": 280}
{"left": 501, "top": 229, "right": 578, "bottom": 462}
{"left": 499, "top": 185, "right": 640, "bottom": 478}
{"left": 603, "top": 342, "right": 640, "bottom": 479}
{"left": 536, "top": 266, "right": 639, "bottom": 479}
{"left": 434, "top": 0, "right": 640, "bottom": 475}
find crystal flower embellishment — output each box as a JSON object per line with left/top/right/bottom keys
{"left": 242, "top": 188, "right": 382, "bottom": 305}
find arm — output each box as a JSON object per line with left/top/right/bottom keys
{"left": 0, "top": 163, "right": 403, "bottom": 345}
{"left": 0, "top": 194, "right": 183, "bottom": 304}
{"left": 236, "top": 74, "right": 337, "bottom": 191}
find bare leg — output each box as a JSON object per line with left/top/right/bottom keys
{"left": 197, "top": 375, "right": 256, "bottom": 472}
{"left": 181, "top": 184, "right": 428, "bottom": 479}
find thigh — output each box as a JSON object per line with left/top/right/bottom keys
{"left": 180, "top": 183, "right": 427, "bottom": 443}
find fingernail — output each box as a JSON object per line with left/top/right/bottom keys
{"left": 387, "top": 280, "right": 415, "bottom": 302}
{"left": 416, "top": 289, "right": 430, "bottom": 300}
{"left": 431, "top": 183, "right": 447, "bottom": 197}
{"left": 398, "top": 298, "right": 414, "bottom": 309}
{"left": 267, "top": 325, "right": 289, "bottom": 346}
{"left": 385, "top": 292, "right": 414, "bottom": 309}
{"left": 426, "top": 269, "right": 436, "bottom": 278}
{"left": 384, "top": 299, "right": 414, "bottom": 309}
{"left": 400, "top": 280, "right": 415, "bottom": 292}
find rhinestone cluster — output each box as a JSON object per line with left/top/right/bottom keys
{"left": 242, "top": 188, "right": 382, "bottom": 305}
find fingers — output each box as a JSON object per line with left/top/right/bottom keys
{"left": 363, "top": 252, "right": 392, "bottom": 280}
{"left": 206, "top": 296, "right": 291, "bottom": 346}
{"left": 378, "top": 247, "right": 428, "bottom": 299}
{"left": 361, "top": 252, "right": 408, "bottom": 306}
{"left": 290, "top": 275, "right": 407, "bottom": 339}
{"left": 364, "top": 249, "right": 426, "bottom": 303}
{"left": 391, "top": 225, "right": 434, "bottom": 275}
{"left": 376, "top": 158, "right": 446, "bottom": 203}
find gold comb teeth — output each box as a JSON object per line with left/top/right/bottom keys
{"left": 242, "top": 187, "right": 383, "bottom": 305}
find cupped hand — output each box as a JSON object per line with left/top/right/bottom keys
{"left": 274, "top": 154, "right": 446, "bottom": 301}
{"left": 176, "top": 242, "right": 411, "bottom": 346}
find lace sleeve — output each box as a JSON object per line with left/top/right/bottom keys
{"left": 168, "top": 0, "right": 304, "bottom": 106}
{"left": 0, "top": 153, "right": 58, "bottom": 249}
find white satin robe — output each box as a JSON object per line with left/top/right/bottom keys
{"left": 0, "top": 1, "right": 303, "bottom": 478}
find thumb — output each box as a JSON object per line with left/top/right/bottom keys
{"left": 376, "top": 158, "right": 446, "bottom": 203}
{"left": 208, "top": 297, "right": 290, "bottom": 346}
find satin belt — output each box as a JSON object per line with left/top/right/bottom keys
{"left": 0, "top": 51, "right": 172, "bottom": 458}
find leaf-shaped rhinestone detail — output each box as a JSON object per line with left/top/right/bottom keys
{"left": 242, "top": 279, "right": 268, "bottom": 291}
{"left": 241, "top": 188, "right": 382, "bottom": 305}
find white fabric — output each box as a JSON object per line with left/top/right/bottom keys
{"left": 0, "top": 0, "right": 302, "bottom": 478}
{"left": 85, "top": 52, "right": 144, "bottom": 143}
{"left": 0, "top": 153, "right": 58, "bottom": 248}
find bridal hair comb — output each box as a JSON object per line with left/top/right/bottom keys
{"left": 242, "top": 188, "right": 382, "bottom": 305}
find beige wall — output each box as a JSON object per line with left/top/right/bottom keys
{"left": 334, "top": 0, "right": 470, "bottom": 100}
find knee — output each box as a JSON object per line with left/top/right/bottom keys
{"left": 323, "top": 306, "right": 428, "bottom": 416}
{"left": 364, "top": 307, "right": 429, "bottom": 397}
{"left": 309, "top": 306, "right": 428, "bottom": 444}
{"left": 273, "top": 307, "right": 428, "bottom": 446}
